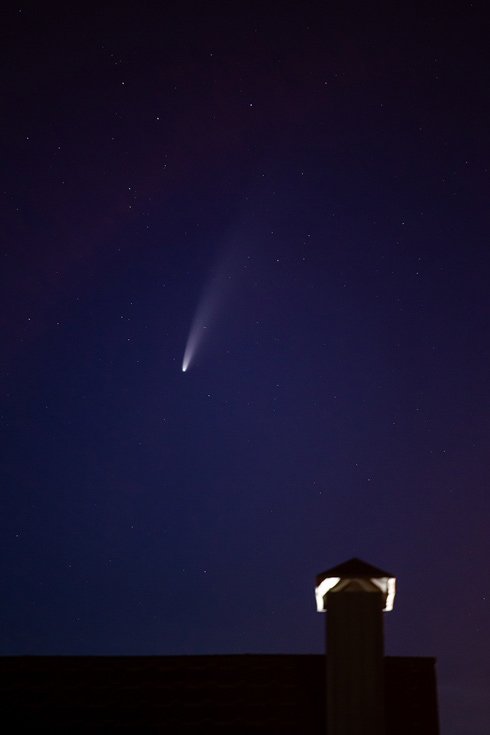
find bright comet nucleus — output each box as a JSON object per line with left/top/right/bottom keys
{"left": 181, "top": 314, "right": 208, "bottom": 373}
{"left": 181, "top": 241, "right": 247, "bottom": 372}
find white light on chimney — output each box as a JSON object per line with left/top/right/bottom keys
{"left": 315, "top": 574, "right": 396, "bottom": 612}
{"left": 315, "top": 577, "right": 341, "bottom": 611}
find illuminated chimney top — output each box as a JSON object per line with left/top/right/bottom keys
{"left": 315, "top": 557, "right": 396, "bottom": 612}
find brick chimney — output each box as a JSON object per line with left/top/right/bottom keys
{"left": 315, "top": 558, "right": 396, "bottom": 735}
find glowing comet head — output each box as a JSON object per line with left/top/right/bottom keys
{"left": 182, "top": 326, "right": 202, "bottom": 372}
{"left": 182, "top": 241, "right": 245, "bottom": 372}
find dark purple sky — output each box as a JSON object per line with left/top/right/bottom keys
{"left": 2, "top": 2, "right": 490, "bottom": 732}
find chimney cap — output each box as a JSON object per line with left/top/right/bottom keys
{"left": 315, "top": 557, "right": 396, "bottom": 612}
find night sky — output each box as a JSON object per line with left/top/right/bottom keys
{"left": 1, "top": 2, "right": 490, "bottom": 732}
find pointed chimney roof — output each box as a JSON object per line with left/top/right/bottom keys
{"left": 315, "top": 557, "right": 396, "bottom": 612}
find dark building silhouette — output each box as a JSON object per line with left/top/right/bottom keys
{"left": 0, "top": 559, "right": 439, "bottom": 733}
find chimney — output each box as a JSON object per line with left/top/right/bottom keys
{"left": 315, "top": 558, "right": 396, "bottom": 735}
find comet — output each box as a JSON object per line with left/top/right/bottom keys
{"left": 182, "top": 312, "right": 210, "bottom": 372}
{"left": 182, "top": 242, "right": 247, "bottom": 372}
{"left": 181, "top": 259, "right": 228, "bottom": 372}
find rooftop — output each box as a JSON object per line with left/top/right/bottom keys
{"left": 0, "top": 653, "right": 438, "bottom": 733}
